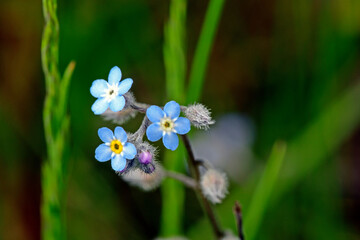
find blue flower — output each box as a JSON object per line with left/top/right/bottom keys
{"left": 146, "top": 100, "right": 191, "bottom": 151}
{"left": 90, "top": 66, "right": 133, "bottom": 115}
{"left": 95, "top": 126, "right": 137, "bottom": 171}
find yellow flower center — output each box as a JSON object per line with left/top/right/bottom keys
{"left": 160, "top": 118, "right": 174, "bottom": 132}
{"left": 110, "top": 140, "right": 123, "bottom": 154}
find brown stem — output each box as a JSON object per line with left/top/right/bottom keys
{"left": 234, "top": 201, "right": 245, "bottom": 240}
{"left": 181, "top": 134, "right": 224, "bottom": 239}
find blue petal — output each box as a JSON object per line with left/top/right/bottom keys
{"left": 163, "top": 132, "right": 179, "bottom": 151}
{"left": 95, "top": 144, "right": 112, "bottom": 162}
{"left": 98, "top": 127, "right": 114, "bottom": 143}
{"left": 109, "top": 95, "right": 125, "bottom": 112}
{"left": 174, "top": 117, "right": 191, "bottom": 135}
{"left": 164, "top": 101, "right": 180, "bottom": 119}
{"left": 146, "top": 106, "right": 165, "bottom": 123}
{"left": 90, "top": 79, "right": 108, "bottom": 98}
{"left": 122, "top": 142, "right": 137, "bottom": 159}
{"left": 114, "top": 126, "right": 127, "bottom": 143}
{"left": 111, "top": 154, "right": 126, "bottom": 171}
{"left": 91, "top": 98, "right": 109, "bottom": 115}
{"left": 146, "top": 123, "right": 163, "bottom": 142}
{"left": 108, "top": 66, "right": 122, "bottom": 85}
{"left": 118, "top": 78, "right": 133, "bottom": 95}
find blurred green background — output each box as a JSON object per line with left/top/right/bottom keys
{"left": 1, "top": 0, "right": 360, "bottom": 239}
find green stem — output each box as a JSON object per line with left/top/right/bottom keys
{"left": 161, "top": 0, "right": 187, "bottom": 236}
{"left": 41, "top": 0, "right": 75, "bottom": 239}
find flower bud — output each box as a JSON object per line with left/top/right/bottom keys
{"left": 184, "top": 103, "right": 215, "bottom": 130}
{"left": 200, "top": 169, "right": 228, "bottom": 204}
{"left": 139, "top": 151, "right": 152, "bottom": 164}
{"left": 122, "top": 163, "right": 164, "bottom": 191}
{"left": 138, "top": 150, "right": 156, "bottom": 174}
{"left": 134, "top": 141, "right": 158, "bottom": 173}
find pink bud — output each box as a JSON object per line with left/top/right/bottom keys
{"left": 139, "top": 151, "right": 152, "bottom": 164}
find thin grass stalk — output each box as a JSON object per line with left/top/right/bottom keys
{"left": 41, "top": 0, "right": 75, "bottom": 238}
{"left": 187, "top": 0, "right": 226, "bottom": 104}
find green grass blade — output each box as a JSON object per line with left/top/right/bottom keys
{"left": 187, "top": 0, "right": 226, "bottom": 103}
{"left": 161, "top": 0, "right": 187, "bottom": 236}
{"left": 244, "top": 141, "right": 287, "bottom": 240}
{"left": 56, "top": 61, "right": 76, "bottom": 129}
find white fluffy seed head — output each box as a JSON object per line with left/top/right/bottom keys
{"left": 121, "top": 163, "right": 164, "bottom": 191}
{"left": 221, "top": 230, "right": 240, "bottom": 240}
{"left": 200, "top": 169, "right": 229, "bottom": 204}
{"left": 184, "top": 103, "right": 215, "bottom": 130}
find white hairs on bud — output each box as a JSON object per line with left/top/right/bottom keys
{"left": 122, "top": 163, "right": 164, "bottom": 191}
{"left": 101, "top": 92, "right": 137, "bottom": 124}
{"left": 200, "top": 169, "right": 229, "bottom": 204}
{"left": 184, "top": 103, "right": 215, "bottom": 130}
{"left": 102, "top": 108, "right": 137, "bottom": 124}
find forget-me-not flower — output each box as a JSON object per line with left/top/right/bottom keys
{"left": 90, "top": 66, "right": 133, "bottom": 115}
{"left": 95, "top": 126, "right": 137, "bottom": 171}
{"left": 146, "top": 101, "right": 191, "bottom": 151}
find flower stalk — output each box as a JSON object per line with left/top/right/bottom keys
{"left": 181, "top": 135, "right": 224, "bottom": 239}
{"left": 234, "top": 201, "right": 245, "bottom": 240}
{"left": 165, "top": 170, "right": 197, "bottom": 189}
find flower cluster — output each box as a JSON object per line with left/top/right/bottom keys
{"left": 89, "top": 66, "right": 232, "bottom": 240}
{"left": 90, "top": 66, "right": 219, "bottom": 193}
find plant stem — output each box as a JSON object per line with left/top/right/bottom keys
{"left": 165, "top": 170, "right": 197, "bottom": 189}
{"left": 41, "top": 0, "right": 75, "bottom": 239}
{"left": 234, "top": 201, "right": 245, "bottom": 240}
{"left": 161, "top": 0, "right": 187, "bottom": 236}
{"left": 181, "top": 135, "right": 224, "bottom": 239}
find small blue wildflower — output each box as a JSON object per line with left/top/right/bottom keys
{"left": 90, "top": 66, "right": 133, "bottom": 115}
{"left": 146, "top": 100, "right": 191, "bottom": 151}
{"left": 95, "top": 126, "right": 137, "bottom": 171}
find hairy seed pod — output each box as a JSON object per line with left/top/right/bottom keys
{"left": 184, "top": 103, "right": 215, "bottom": 130}
{"left": 121, "top": 162, "right": 164, "bottom": 191}
{"left": 220, "top": 230, "right": 240, "bottom": 240}
{"left": 200, "top": 169, "right": 229, "bottom": 204}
